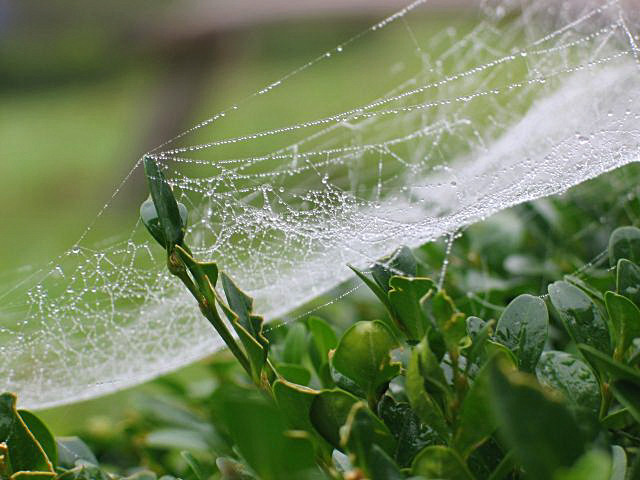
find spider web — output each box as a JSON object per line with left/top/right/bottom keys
{"left": 2, "top": 0, "right": 640, "bottom": 409}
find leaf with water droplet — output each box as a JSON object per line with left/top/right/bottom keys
{"left": 548, "top": 281, "right": 610, "bottom": 354}
{"left": 536, "top": 351, "right": 600, "bottom": 419}
{"left": 616, "top": 258, "right": 640, "bottom": 307}
{"left": 609, "top": 226, "right": 640, "bottom": 267}
{"left": 495, "top": 294, "right": 548, "bottom": 372}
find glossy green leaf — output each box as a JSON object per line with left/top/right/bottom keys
{"left": 552, "top": 450, "right": 611, "bottom": 480}
{"left": 309, "top": 389, "right": 359, "bottom": 449}
{"left": 616, "top": 258, "right": 640, "bottom": 307}
{"left": 411, "top": 445, "right": 474, "bottom": 479}
{"left": 406, "top": 338, "right": 450, "bottom": 438}
{"left": 577, "top": 344, "right": 640, "bottom": 384}
{"left": 489, "top": 362, "right": 586, "bottom": 480}
{"left": 495, "top": 294, "right": 548, "bottom": 372}
{"left": 377, "top": 395, "right": 439, "bottom": 467}
{"left": 536, "top": 351, "right": 600, "bottom": 418}
{"left": 605, "top": 290, "right": 640, "bottom": 356}
{"left": 609, "top": 226, "right": 640, "bottom": 266}
{"left": 611, "top": 380, "right": 640, "bottom": 423}
{"left": 388, "top": 276, "right": 435, "bottom": 341}
{"left": 143, "top": 156, "right": 187, "bottom": 248}
{"left": 548, "top": 281, "right": 610, "bottom": 354}
{"left": 0, "top": 393, "right": 54, "bottom": 475}
{"left": 332, "top": 320, "right": 401, "bottom": 400}
{"left": 282, "top": 323, "right": 307, "bottom": 364}
{"left": 16, "top": 410, "right": 57, "bottom": 468}
{"left": 340, "top": 402, "right": 396, "bottom": 469}
{"left": 371, "top": 246, "right": 418, "bottom": 293}
{"left": 56, "top": 437, "right": 98, "bottom": 468}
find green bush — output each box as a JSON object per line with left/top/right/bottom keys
{"left": 4, "top": 160, "right": 640, "bottom": 480}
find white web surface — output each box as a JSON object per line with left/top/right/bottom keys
{"left": 2, "top": 0, "right": 640, "bottom": 409}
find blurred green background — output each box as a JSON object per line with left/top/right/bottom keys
{"left": 0, "top": 0, "right": 479, "bottom": 434}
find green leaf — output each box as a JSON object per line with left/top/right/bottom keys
{"left": 174, "top": 246, "right": 218, "bottom": 295}
{"left": 371, "top": 246, "right": 418, "bottom": 293}
{"left": 282, "top": 323, "right": 307, "bottom": 364}
{"left": 453, "top": 362, "right": 502, "bottom": 459}
{"left": 273, "top": 380, "right": 320, "bottom": 434}
{"left": 140, "top": 196, "right": 188, "bottom": 249}
{"left": 610, "top": 446, "right": 626, "bottom": 480}
{"left": 605, "top": 291, "right": 640, "bottom": 356}
{"left": 275, "top": 363, "right": 311, "bottom": 386}
{"left": 406, "top": 338, "right": 450, "bottom": 438}
{"left": 610, "top": 380, "right": 640, "bottom": 423}
{"left": 54, "top": 464, "right": 110, "bottom": 480}
{"left": 56, "top": 437, "right": 98, "bottom": 468}
{"left": 548, "top": 281, "right": 611, "bottom": 354}
{"left": 489, "top": 362, "right": 587, "bottom": 480}
{"left": 181, "top": 451, "right": 206, "bottom": 480}
{"left": 616, "top": 258, "right": 640, "bottom": 307}
{"left": 340, "top": 402, "right": 397, "bottom": 470}
{"left": 552, "top": 450, "right": 612, "bottom": 480}
{"left": 16, "top": 410, "right": 57, "bottom": 468}
{"left": 309, "top": 389, "right": 359, "bottom": 449}
{"left": 0, "top": 393, "right": 54, "bottom": 475}
{"left": 609, "top": 226, "right": 640, "bottom": 266}
{"left": 577, "top": 344, "right": 640, "bottom": 384}
{"left": 495, "top": 294, "right": 548, "bottom": 372}
{"left": 377, "top": 395, "right": 439, "bottom": 467}
{"left": 367, "top": 445, "right": 404, "bottom": 480}
{"left": 349, "top": 264, "right": 394, "bottom": 315}
{"left": 388, "top": 276, "right": 435, "bottom": 341}
{"left": 212, "top": 386, "right": 319, "bottom": 480}
{"left": 411, "top": 445, "right": 475, "bottom": 479}
{"left": 466, "top": 317, "right": 494, "bottom": 366}
{"left": 601, "top": 408, "right": 634, "bottom": 429}
{"left": 219, "top": 272, "right": 269, "bottom": 380}
{"left": 536, "top": 351, "right": 600, "bottom": 418}
{"left": 426, "top": 290, "right": 467, "bottom": 352}
{"left": 331, "top": 320, "right": 401, "bottom": 401}
{"left": 307, "top": 316, "right": 337, "bottom": 386}
{"left": 143, "top": 156, "right": 187, "bottom": 248}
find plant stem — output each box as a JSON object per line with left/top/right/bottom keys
{"left": 600, "top": 381, "right": 613, "bottom": 420}
{"left": 168, "top": 250, "right": 253, "bottom": 378}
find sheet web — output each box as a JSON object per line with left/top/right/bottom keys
{"left": 2, "top": 0, "right": 640, "bottom": 409}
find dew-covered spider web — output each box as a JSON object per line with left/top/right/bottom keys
{"left": 2, "top": 0, "right": 640, "bottom": 409}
